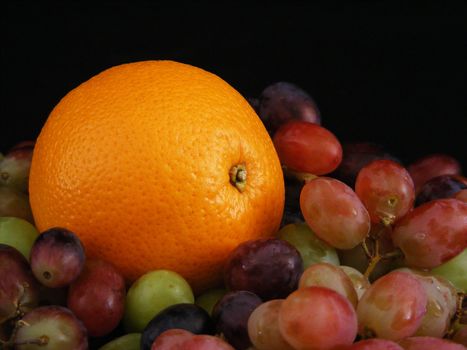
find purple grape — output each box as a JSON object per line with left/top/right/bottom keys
{"left": 12, "top": 305, "right": 87, "bottom": 350}
{"left": 0, "top": 244, "right": 39, "bottom": 324}
{"left": 224, "top": 238, "right": 303, "bottom": 300}
{"left": 141, "top": 303, "right": 215, "bottom": 350}
{"left": 332, "top": 142, "right": 400, "bottom": 187}
{"left": 0, "top": 141, "right": 34, "bottom": 194}
{"left": 30, "top": 227, "right": 85, "bottom": 288}
{"left": 0, "top": 187, "right": 34, "bottom": 224}
{"left": 258, "top": 82, "right": 321, "bottom": 134}
{"left": 212, "top": 291, "right": 262, "bottom": 350}
{"left": 415, "top": 174, "right": 467, "bottom": 206}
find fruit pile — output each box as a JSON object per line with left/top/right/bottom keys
{"left": 1, "top": 66, "right": 467, "bottom": 350}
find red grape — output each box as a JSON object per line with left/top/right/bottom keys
{"left": 212, "top": 291, "right": 262, "bottom": 350}
{"left": 223, "top": 238, "right": 303, "bottom": 300}
{"left": 13, "top": 305, "right": 88, "bottom": 350}
{"left": 398, "top": 336, "right": 466, "bottom": 350}
{"left": 355, "top": 159, "right": 414, "bottom": 225}
{"left": 150, "top": 328, "right": 193, "bottom": 349}
{"left": 357, "top": 271, "right": 427, "bottom": 340}
{"left": 407, "top": 153, "right": 462, "bottom": 194}
{"left": 151, "top": 329, "right": 234, "bottom": 350}
{"left": 392, "top": 198, "right": 467, "bottom": 269}
{"left": 279, "top": 286, "right": 357, "bottom": 350}
{"left": 343, "top": 338, "right": 404, "bottom": 350}
{"left": 299, "top": 262, "right": 358, "bottom": 308}
{"left": 300, "top": 177, "right": 370, "bottom": 249}
{"left": 67, "top": 259, "right": 126, "bottom": 337}
{"left": 0, "top": 244, "right": 39, "bottom": 324}
{"left": 273, "top": 121, "right": 342, "bottom": 175}
{"left": 182, "top": 334, "right": 236, "bottom": 350}
{"left": 258, "top": 81, "right": 321, "bottom": 133}
{"left": 30, "top": 227, "right": 85, "bottom": 288}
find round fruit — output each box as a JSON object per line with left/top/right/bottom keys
{"left": 28, "top": 60, "right": 284, "bottom": 292}
{"left": 0, "top": 217, "right": 39, "bottom": 260}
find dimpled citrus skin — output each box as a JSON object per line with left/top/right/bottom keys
{"left": 29, "top": 60, "right": 284, "bottom": 293}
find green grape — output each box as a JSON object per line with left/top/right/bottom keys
{"left": 98, "top": 333, "right": 141, "bottom": 350}
{"left": 195, "top": 287, "right": 227, "bottom": 315}
{"left": 123, "top": 269, "right": 194, "bottom": 332}
{"left": 277, "top": 223, "right": 339, "bottom": 268}
{"left": 431, "top": 249, "right": 467, "bottom": 292}
{"left": 0, "top": 216, "right": 39, "bottom": 260}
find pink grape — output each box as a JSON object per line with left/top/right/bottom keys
{"left": 342, "top": 338, "right": 404, "bottom": 350}
{"left": 182, "top": 335, "right": 236, "bottom": 350}
{"left": 407, "top": 153, "right": 462, "bottom": 194}
{"left": 151, "top": 329, "right": 234, "bottom": 350}
{"left": 355, "top": 159, "right": 414, "bottom": 225}
{"left": 247, "top": 300, "right": 294, "bottom": 350}
{"left": 339, "top": 266, "right": 371, "bottom": 299}
{"left": 300, "top": 177, "right": 370, "bottom": 249}
{"left": 299, "top": 262, "right": 358, "bottom": 308}
{"left": 278, "top": 286, "right": 357, "bottom": 350}
{"left": 273, "top": 121, "right": 342, "bottom": 175}
{"left": 392, "top": 198, "right": 467, "bottom": 269}
{"left": 398, "top": 336, "right": 466, "bottom": 350}
{"left": 357, "top": 271, "right": 427, "bottom": 341}
{"left": 150, "top": 328, "right": 194, "bottom": 349}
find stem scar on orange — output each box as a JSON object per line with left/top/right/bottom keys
{"left": 29, "top": 60, "right": 285, "bottom": 293}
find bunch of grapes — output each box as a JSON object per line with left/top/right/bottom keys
{"left": 1, "top": 81, "right": 466, "bottom": 350}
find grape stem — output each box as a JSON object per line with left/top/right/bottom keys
{"left": 362, "top": 232, "right": 403, "bottom": 279}
{"left": 447, "top": 292, "right": 466, "bottom": 338}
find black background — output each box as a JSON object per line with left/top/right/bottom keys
{"left": 2, "top": 1, "right": 467, "bottom": 170}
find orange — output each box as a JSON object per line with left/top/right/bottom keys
{"left": 29, "top": 60, "right": 284, "bottom": 293}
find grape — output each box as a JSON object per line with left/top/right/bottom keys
{"left": 357, "top": 271, "right": 427, "bottom": 340}
{"left": 0, "top": 217, "right": 39, "bottom": 260}
{"left": 195, "top": 288, "right": 227, "bottom": 316}
{"left": 407, "top": 153, "right": 462, "bottom": 194}
{"left": 98, "top": 333, "right": 141, "bottom": 350}
{"left": 140, "top": 303, "right": 215, "bottom": 350}
{"left": 257, "top": 82, "right": 321, "bottom": 134}
{"left": 180, "top": 334, "right": 235, "bottom": 350}
{"left": 453, "top": 326, "right": 467, "bottom": 347}
{"left": 150, "top": 328, "right": 193, "bottom": 349}
{"left": 339, "top": 265, "right": 371, "bottom": 299}
{"left": 0, "top": 149, "right": 33, "bottom": 194}
{"left": 273, "top": 121, "right": 342, "bottom": 175}
{"left": 278, "top": 286, "right": 357, "bottom": 350}
{"left": 212, "top": 290, "right": 262, "bottom": 350}
{"left": 123, "top": 269, "right": 194, "bottom": 332}
{"left": 392, "top": 199, "right": 467, "bottom": 269}
{"left": 67, "top": 259, "right": 125, "bottom": 337}
{"left": 300, "top": 177, "right": 371, "bottom": 249}
{"left": 277, "top": 222, "right": 340, "bottom": 268}
{"left": 344, "top": 338, "right": 404, "bottom": 350}
{"left": 355, "top": 159, "right": 415, "bottom": 225}
{"left": 397, "top": 268, "right": 457, "bottom": 337}
{"left": 431, "top": 249, "right": 467, "bottom": 292}
{"left": 299, "top": 262, "right": 358, "bottom": 308}
{"left": 415, "top": 175, "right": 467, "bottom": 206}
{"left": 30, "top": 227, "right": 85, "bottom": 288}
{"left": 455, "top": 189, "right": 467, "bottom": 203}
{"left": 247, "top": 299, "right": 294, "bottom": 350}
{"left": 6, "top": 141, "right": 35, "bottom": 154}
{"left": 13, "top": 305, "right": 87, "bottom": 350}
{"left": 0, "top": 244, "right": 39, "bottom": 324}
{"left": 332, "top": 142, "right": 401, "bottom": 187}
{"left": 224, "top": 238, "right": 302, "bottom": 300}
{"left": 0, "top": 187, "right": 34, "bottom": 224}
{"left": 398, "top": 336, "right": 466, "bottom": 350}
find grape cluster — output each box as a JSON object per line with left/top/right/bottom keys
{"left": 1, "top": 82, "right": 466, "bottom": 350}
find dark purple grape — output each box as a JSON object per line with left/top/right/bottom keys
{"left": 212, "top": 291, "right": 262, "bottom": 350}
{"left": 0, "top": 187, "right": 34, "bottom": 224}
{"left": 224, "top": 238, "right": 303, "bottom": 300}
{"left": 30, "top": 227, "right": 85, "bottom": 288}
{"left": 141, "top": 303, "right": 215, "bottom": 350}
{"left": 12, "top": 305, "right": 87, "bottom": 350}
{"left": 258, "top": 82, "right": 321, "bottom": 134}
{"left": 0, "top": 244, "right": 39, "bottom": 324}
{"left": 332, "top": 142, "right": 400, "bottom": 187}
{"left": 67, "top": 259, "right": 125, "bottom": 337}
{"left": 415, "top": 174, "right": 467, "bottom": 206}
{"left": 247, "top": 97, "right": 260, "bottom": 113}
